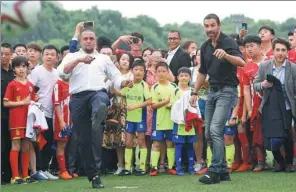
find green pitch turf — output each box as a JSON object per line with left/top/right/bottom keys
{"left": 2, "top": 172, "right": 296, "bottom": 192}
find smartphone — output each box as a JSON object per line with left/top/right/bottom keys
{"left": 109, "top": 55, "right": 118, "bottom": 63}
{"left": 242, "top": 23, "right": 248, "bottom": 30}
{"left": 83, "top": 21, "right": 94, "bottom": 28}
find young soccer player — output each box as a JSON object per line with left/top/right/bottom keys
{"left": 119, "top": 60, "right": 151, "bottom": 176}
{"left": 3, "top": 56, "right": 36, "bottom": 184}
{"left": 171, "top": 67, "right": 199, "bottom": 175}
{"left": 53, "top": 77, "right": 74, "bottom": 179}
{"left": 242, "top": 35, "right": 266, "bottom": 172}
{"left": 150, "top": 61, "right": 177, "bottom": 176}
{"left": 258, "top": 26, "right": 275, "bottom": 60}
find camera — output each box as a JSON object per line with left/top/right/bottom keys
{"left": 130, "top": 37, "right": 139, "bottom": 44}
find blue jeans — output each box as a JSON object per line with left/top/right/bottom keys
{"left": 205, "top": 86, "right": 237, "bottom": 174}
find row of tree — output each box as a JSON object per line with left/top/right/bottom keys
{"left": 2, "top": 2, "right": 296, "bottom": 50}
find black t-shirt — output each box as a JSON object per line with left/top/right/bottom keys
{"left": 1, "top": 67, "right": 15, "bottom": 118}
{"left": 199, "top": 32, "right": 243, "bottom": 87}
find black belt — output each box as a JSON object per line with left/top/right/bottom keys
{"left": 72, "top": 89, "right": 107, "bottom": 97}
{"left": 210, "top": 86, "right": 236, "bottom": 92}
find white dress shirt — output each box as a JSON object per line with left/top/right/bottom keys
{"left": 167, "top": 46, "right": 180, "bottom": 65}
{"left": 58, "top": 49, "right": 123, "bottom": 95}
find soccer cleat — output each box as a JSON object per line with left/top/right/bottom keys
{"left": 231, "top": 162, "right": 240, "bottom": 170}
{"left": 38, "top": 171, "right": 49, "bottom": 180}
{"left": 176, "top": 169, "right": 185, "bottom": 176}
{"left": 91, "top": 176, "right": 104, "bottom": 189}
{"left": 236, "top": 164, "right": 251, "bottom": 172}
{"left": 31, "top": 171, "right": 48, "bottom": 181}
{"left": 118, "top": 169, "right": 132, "bottom": 176}
{"left": 196, "top": 167, "right": 208, "bottom": 175}
{"left": 22, "top": 176, "right": 38, "bottom": 184}
{"left": 149, "top": 168, "right": 158, "bottom": 176}
{"left": 10, "top": 177, "right": 23, "bottom": 184}
{"left": 285, "top": 164, "right": 295, "bottom": 173}
{"left": 133, "top": 169, "right": 147, "bottom": 176}
{"left": 193, "top": 163, "right": 203, "bottom": 172}
{"left": 167, "top": 169, "right": 177, "bottom": 175}
{"left": 59, "top": 171, "right": 73, "bottom": 180}
{"left": 253, "top": 162, "right": 265, "bottom": 172}
{"left": 199, "top": 171, "right": 220, "bottom": 184}
{"left": 43, "top": 171, "right": 59, "bottom": 180}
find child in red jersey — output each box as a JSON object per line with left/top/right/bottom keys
{"left": 3, "top": 56, "right": 36, "bottom": 184}
{"left": 242, "top": 35, "right": 266, "bottom": 172}
{"left": 258, "top": 26, "right": 275, "bottom": 61}
{"left": 52, "top": 78, "right": 75, "bottom": 179}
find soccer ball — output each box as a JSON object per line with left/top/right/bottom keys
{"left": 1, "top": 1, "right": 41, "bottom": 37}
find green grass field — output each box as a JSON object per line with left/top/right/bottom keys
{"left": 2, "top": 171, "right": 296, "bottom": 192}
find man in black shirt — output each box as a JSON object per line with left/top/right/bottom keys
{"left": 190, "top": 14, "right": 245, "bottom": 184}
{"left": 1, "top": 43, "right": 15, "bottom": 184}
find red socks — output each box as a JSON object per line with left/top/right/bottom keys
{"left": 10, "top": 150, "right": 19, "bottom": 179}
{"left": 238, "top": 133, "right": 250, "bottom": 165}
{"left": 21, "top": 151, "right": 30, "bottom": 178}
{"left": 57, "top": 155, "right": 67, "bottom": 173}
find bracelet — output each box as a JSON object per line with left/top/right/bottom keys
{"left": 190, "top": 92, "right": 198, "bottom": 96}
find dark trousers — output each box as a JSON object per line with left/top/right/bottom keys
{"left": 1, "top": 117, "right": 12, "bottom": 183}
{"left": 66, "top": 130, "right": 79, "bottom": 173}
{"left": 70, "top": 90, "right": 109, "bottom": 181}
{"left": 37, "top": 117, "right": 54, "bottom": 171}
{"left": 272, "top": 110, "right": 294, "bottom": 165}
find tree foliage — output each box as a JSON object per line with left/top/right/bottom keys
{"left": 2, "top": 2, "right": 296, "bottom": 50}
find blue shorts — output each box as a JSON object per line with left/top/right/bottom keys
{"left": 151, "top": 130, "right": 173, "bottom": 141}
{"left": 126, "top": 121, "right": 147, "bottom": 133}
{"left": 224, "top": 125, "right": 237, "bottom": 135}
{"left": 172, "top": 135, "right": 197, "bottom": 144}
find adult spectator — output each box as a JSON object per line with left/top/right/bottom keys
{"left": 60, "top": 45, "right": 70, "bottom": 59}
{"left": 142, "top": 47, "right": 154, "bottom": 62}
{"left": 27, "top": 43, "right": 42, "bottom": 70}
{"left": 99, "top": 45, "right": 113, "bottom": 56}
{"left": 253, "top": 38, "right": 296, "bottom": 172}
{"left": 190, "top": 13, "right": 245, "bottom": 184}
{"left": 13, "top": 44, "right": 27, "bottom": 57}
{"left": 58, "top": 29, "right": 131, "bottom": 188}
{"left": 182, "top": 40, "right": 198, "bottom": 58}
{"left": 1, "top": 43, "right": 14, "bottom": 184}
{"left": 166, "top": 30, "right": 191, "bottom": 81}
{"left": 30, "top": 45, "right": 60, "bottom": 180}
{"left": 112, "top": 32, "right": 144, "bottom": 57}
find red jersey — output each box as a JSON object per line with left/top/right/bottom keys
{"left": 53, "top": 80, "right": 71, "bottom": 132}
{"left": 3, "top": 80, "right": 35, "bottom": 129}
{"left": 263, "top": 49, "right": 274, "bottom": 61}
{"left": 288, "top": 49, "right": 296, "bottom": 63}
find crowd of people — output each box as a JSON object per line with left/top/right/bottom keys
{"left": 1, "top": 13, "right": 296, "bottom": 188}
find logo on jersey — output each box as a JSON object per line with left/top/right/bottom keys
{"left": 29, "top": 86, "right": 33, "bottom": 93}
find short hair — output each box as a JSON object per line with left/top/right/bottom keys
{"left": 98, "top": 45, "right": 113, "bottom": 52}
{"left": 118, "top": 52, "right": 134, "bottom": 69}
{"left": 156, "top": 61, "right": 169, "bottom": 71}
{"left": 131, "top": 59, "right": 146, "bottom": 70}
{"left": 182, "top": 40, "right": 196, "bottom": 50}
{"left": 11, "top": 56, "right": 29, "bottom": 69}
{"left": 60, "top": 45, "right": 69, "bottom": 55}
{"left": 97, "top": 36, "right": 112, "bottom": 50}
{"left": 42, "top": 45, "right": 59, "bottom": 55}
{"left": 204, "top": 13, "right": 221, "bottom": 25}
{"left": 26, "top": 43, "right": 42, "bottom": 52}
{"left": 243, "top": 35, "right": 262, "bottom": 46}
{"left": 160, "top": 50, "right": 168, "bottom": 58}
{"left": 258, "top": 26, "right": 275, "bottom": 36}
{"left": 169, "top": 30, "right": 181, "bottom": 38}
{"left": 288, "top": 31, "right": 294, "bottom": 36}
{"left": 142, "top": 47, "right": 155, "bottom": 55}
{"left": 272, "top": 38, "right": 291, "bottom": 51}
{"left": 130, "top": 32, "right": 144, "bottom": 42}
{"left": 13, "top": 44, "right": 26, "bottom": 51}
{"left": 1, "top": 43, "right": 12, "bottom": 51}
{"left": 177, "top": 67, "right": 191, "bottom": 76}
{"left": 229, "top": 33, "right": 239, "bottom": 40}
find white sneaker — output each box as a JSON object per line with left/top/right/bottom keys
{"left": 194, "top": 163, "right": 202, "bottom": 172}
{"left": 43, "top": 171, "right": 59, "bottom": 180}
{"left": 38, "top": 171, "right": 49, "bottom": 180}
{"left": 114, "top": 167, "right": 124, "bottom": 175}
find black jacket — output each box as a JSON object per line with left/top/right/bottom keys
{"left": 167, "top": 47, "right": 191, "bottom": 80}
{"left": 261, "top": 74, "right": 288, "bottom": 138}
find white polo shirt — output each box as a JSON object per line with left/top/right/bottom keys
{"left": 57, "top": 49, "right": 123, "bottom": 95}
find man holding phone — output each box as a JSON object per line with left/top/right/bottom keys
{"left": 112, "top": 32, "right": 144, "bottom": 57}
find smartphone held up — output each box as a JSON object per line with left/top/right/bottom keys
{"left": 83, "top": 21, "right": 94, "bottom": 29}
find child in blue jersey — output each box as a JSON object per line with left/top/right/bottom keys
{"left": 171, "top": 67, "right": 198, "bottom": 175}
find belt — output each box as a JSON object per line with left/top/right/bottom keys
{"left": 72, "top": 89, "right": 107, "bottom": 98}
{"left": 210, "top": 85, "right": 236, "bottom": 92}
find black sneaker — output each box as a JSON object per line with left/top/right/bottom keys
{"left": 23, "top": 176, "right": 38, "bottom": 184}
{"left": 91, "top": 176, "right": 104, "bottom": 189}
{"left": 199, "top": 171, "right": 220, "bottom": 184}
{"left": 218, "top": 172, "right": 231, "bottom": 181}
{"left": 118, "top": 169, "right": 132, "bottom": 176}
{"left": 133, "top": 169, "right": 147, "bottom": 176}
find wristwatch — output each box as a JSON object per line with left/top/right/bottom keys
{"left": 191, "top": 92, "right": 198, "bottom": 96}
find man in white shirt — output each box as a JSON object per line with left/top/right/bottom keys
{"left": 29, "top": 45, "right": 60, "bottom": 180}
{"left": 58, "top": 29, "right": 131, "bottom": 188}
